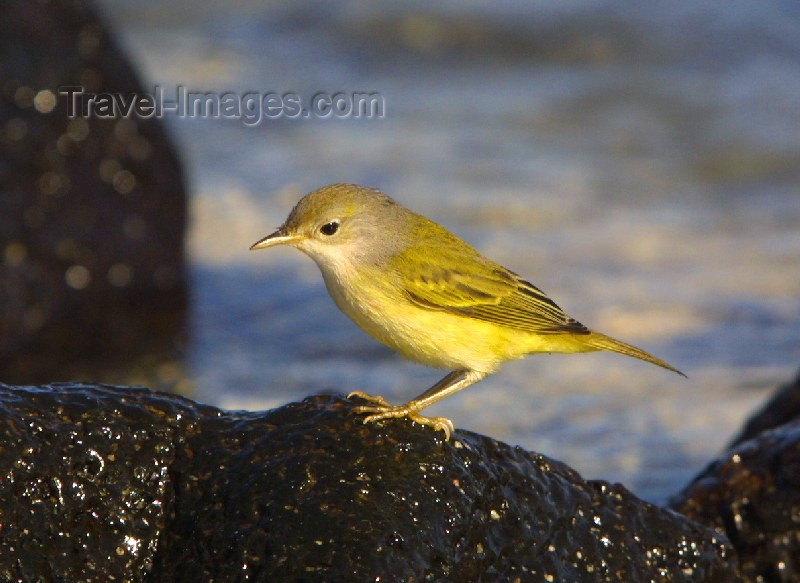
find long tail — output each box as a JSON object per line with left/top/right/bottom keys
{"left": 583, "top": 332, "right": 686, "bottom": 377}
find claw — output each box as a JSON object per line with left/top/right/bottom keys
{"left": 406, "top": 411, "right": 454, "bottom": 440}
{"left": 346, "top": 390, "right": 390, "bottom": 406}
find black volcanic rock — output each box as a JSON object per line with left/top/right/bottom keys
{"left": 0, "top": 383, "right": 736, "bottom": 582}
{"left": 0, "top": 0, "right": 187, "bottom": 384}
{"left": 670, "top": 420, "right": 800, "bottom": 583}
{"left": 730, "top": 367, "right": 800, "bottom": 447}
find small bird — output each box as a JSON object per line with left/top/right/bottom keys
{"left": 251, "top": 183, "right": 683, "bottom": 439}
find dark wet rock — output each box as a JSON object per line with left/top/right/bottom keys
{"left": 730, "top": 367, "right": 800, "bottom": 447}
{"left": 0, "top": 383, "right": 736, "bottom": 582}
{"left": 0, "top": 0, "right": 187, "bottom": 385}
{"left": 670, "top": 421, "right": 800, "bottom": 583}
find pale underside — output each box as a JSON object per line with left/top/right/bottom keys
{"left": 315, "top": 245, "right": 592, "bottom": 375}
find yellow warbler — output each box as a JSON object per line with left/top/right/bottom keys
{"left": 251, "top": 183, "right": 683, "bottom": 439}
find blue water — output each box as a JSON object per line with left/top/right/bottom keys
{"left": 97, "top": 0, "right": 800, "bottom": 501}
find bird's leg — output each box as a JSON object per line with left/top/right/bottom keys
{"left": 347, "top": 369, "right": 487, "bottom": 440}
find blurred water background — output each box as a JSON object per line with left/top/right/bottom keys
{"left": 94, "top": 0, "right": 799, "bottom": 502}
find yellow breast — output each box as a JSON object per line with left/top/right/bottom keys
{"left": 316, "top": 261, "right": 568, "bottom": 373}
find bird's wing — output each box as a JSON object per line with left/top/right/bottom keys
{"left": 396, "top": 245, "right": 589, "bottom": 335}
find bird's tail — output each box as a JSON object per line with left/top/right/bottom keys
{"left": 584, "top": 332, "right": 686, "bottom": 377}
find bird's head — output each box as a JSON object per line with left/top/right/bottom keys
{"left": 250, "top": 183, "right": 405, "bottom": 269}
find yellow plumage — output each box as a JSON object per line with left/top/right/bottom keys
{"left": 251, "top": 183, "right": 683, "bottom": 439}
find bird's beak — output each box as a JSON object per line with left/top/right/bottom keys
{"left": 249, "top": 228, "right": 302, "bottom": 250}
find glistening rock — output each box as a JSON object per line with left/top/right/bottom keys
{"left": 0, "top": 383, "right": 736, "bottom": 581}
{"left": 671, "top": 420, "right": 800, "bottom": 582}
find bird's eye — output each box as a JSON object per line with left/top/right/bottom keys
{"left": 320, "top": 221, "right": 340, "bottom": 236}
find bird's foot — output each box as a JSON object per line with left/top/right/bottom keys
{"left": 346, "top": 391, "right": 454, "bottom": 440}
{"left": 346, "top": 390, "right": 391, "bottom": 407}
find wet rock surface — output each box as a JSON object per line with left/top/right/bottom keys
{"left": 670, "top": 419, "right": 800, "bottom": 583}
{"left": 0, "top": 384, "right": 206, "bottom": 582}
{"left": 0, "top": 0, "right": 187, "bottom": 384}
{"left": 0, "top": 383, "right": 736, "bottom": 582}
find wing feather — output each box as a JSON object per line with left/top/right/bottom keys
{"left": 396, "top": 242, "right": 588, "bottom": 335}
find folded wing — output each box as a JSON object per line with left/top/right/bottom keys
{"left": 396, "top": 244, "right": 589, "bottom": 336}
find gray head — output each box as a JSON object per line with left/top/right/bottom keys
{"left": 250, "top": 183, "right": 413, "bottom": 268}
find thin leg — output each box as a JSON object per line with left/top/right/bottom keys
{"left": 347, "top": 369, "right": 488, "bottom": 440}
